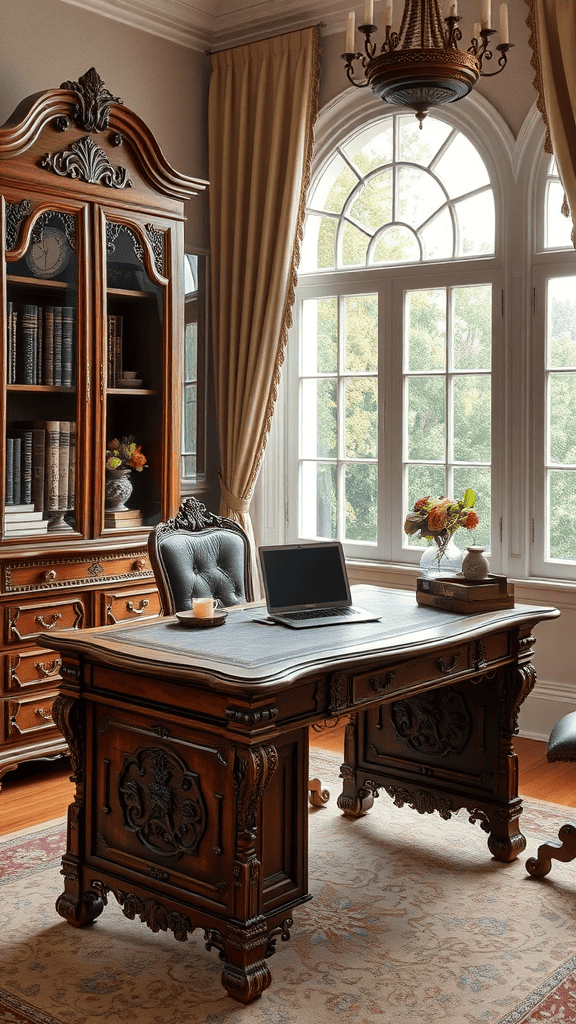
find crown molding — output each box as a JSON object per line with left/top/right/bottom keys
{"left": 58, "top": 0, "right": 346, "bottom": 51}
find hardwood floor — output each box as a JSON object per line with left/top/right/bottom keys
{"left": 1, "top": 726, "right": 575, "bottom": 837}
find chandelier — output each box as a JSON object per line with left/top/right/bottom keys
{"left": 342, "top": 0, "right": 513, "bottom": 126}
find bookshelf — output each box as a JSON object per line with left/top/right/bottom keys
{"left": 0, "top": 68, "right": 207, "bottom": 784}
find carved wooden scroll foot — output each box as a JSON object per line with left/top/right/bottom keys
{"left": 56, "top": 888, "right": 104, "bottom": 928}
{"left": 526, "top": 821, "right": 576, "bottom": 878}
{"left": 308, "top": 778, "right": 330, "bottom": 807}
{"left": 337, "top": 766, "right": 375, "bottom": 817}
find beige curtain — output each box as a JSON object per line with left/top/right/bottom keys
{"left": 208, "top": 27, "right": 320, "bottom": 588}
{"left": 526, "top": 0, "right": 576, "bottom": 245}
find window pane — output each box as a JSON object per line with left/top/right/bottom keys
{"left": 345, "top": 464, "right": 377, "bottom": 542}
{"left": 434, "top": 134, "right": 490, "bottom": 195}
{"left": 453, "top": 375, "right": 491, "bottom": 462}
{"left": 453, "top": 466, "right": 491, "bottom": 549}
{"left": 398, "top": 166, "right": 446, "bottom": 228}
{"left": 345, "top": 378, "right": 378, "bottom": 458}
{"left": 309, "top": 153, "right": 359, "bottom": 213}
{"left": 302, "top": 214, "right": 337, "bottom": 271}
{"left": 372, "top": 225, "right": 419, "bottom": 264}
{"left": 184, "top": 322, "right": 197, "bottom": 379}
{"left": 549, "top": 471, "right": 576, "bottom": 559}
{"left": 301, "top": 298, "right": 337, "bottom": 374}
{"left": 455, "top": 192, "right": 495, "bottom": 256}
{"left": 399, "top": 116, "right": 453, "bottom": 165}
{"left": 301, "top": 379, "right": 337, "bottom": 458}
{"left": 301, "top": 461, "right": 336, "bottom": 539}
{"left": 183, "top": 382, "right": 197, "bottom": 450}
{"left": 181, "top": 453, "right": 197, "bottom": 479}
{"left": 549, "top": 372, "right": 576, "bottom": 464}
{"left": 349, "top": 171, "right": 393, "bottom": 231}
{"left": 453, "top": 285, "right": 492, "bottom": 370}
{"left": 341, "top": 222, "right": 369, "bottom": 266}
{"left": 407, "top": 376, "right": 446, "bottom": 460}
{"left": 545, "top": 181, "right": 573, "bottom": 250}
{"left": 343, "top": 123, "right": 394, "bottom": 173}
{"left": 420, "top": 207, "right": 454, "bottom": 261}
{"left": 406, "top": 289, "right": 446, "bottom": 371}
{"left": 548, "top": 277, "right": 576, "bottom": 367}
{"left": 343, "top": 294, "right": 378, "bottom": 372}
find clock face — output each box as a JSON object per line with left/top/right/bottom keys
{"left": 26, "top": 225, "right": 71, "bottom": 279}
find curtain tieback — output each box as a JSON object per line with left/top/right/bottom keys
{"left": 219, "top": 474, "right": 251, "bottom": 515}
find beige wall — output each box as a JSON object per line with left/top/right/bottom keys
{"left": 0, "top": 0, "right": 210, "bottom": 248}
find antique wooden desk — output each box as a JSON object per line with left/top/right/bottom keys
{"left": 42, "top": 585, "right": 558, "bottom": 1004}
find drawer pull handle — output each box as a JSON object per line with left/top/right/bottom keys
{"left": 44, "top": 569, "right": 58, "bottom": 582}
{"left": 126, "top": 599, "right": 150, "bottom": 616}
{"left": 34, "top": 707, "right": 54, "bottom": 721}
{"left": 35, "top": 612, "right": 62, "bottom": 630}
{"left": 134, "top": 558, "right": 147, "bottom": 571}
{"left": 34, "top": 658, "right": 62, "bottom": 678}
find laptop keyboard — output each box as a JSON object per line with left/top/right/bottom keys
{"left": 282, "top": 607, "right": 354, "bottom": 621}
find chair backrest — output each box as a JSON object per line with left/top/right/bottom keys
{"left": 148, "top": 497, "right": 254, "bottom": 615}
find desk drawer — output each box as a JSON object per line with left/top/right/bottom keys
{"left": 4, "top": 597, "right": 85, "bottom": 645}
{"left": 350, "top": 632, "right": 509, "bottom": 707}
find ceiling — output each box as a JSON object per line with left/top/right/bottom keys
{"left": 61, "top": 0, "right": 341, "bottom": 52}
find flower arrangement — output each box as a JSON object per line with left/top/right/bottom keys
{"left": 105, "top": 436, "right": 147, "bottom": 472}
{"left": 404, "top": 488, "right": 479, "bottom": 561}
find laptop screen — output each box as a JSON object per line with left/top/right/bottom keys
{"left": 259, "top": 542, "right": 351, "bottom": 612}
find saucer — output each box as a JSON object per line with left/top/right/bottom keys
{"left": 116, "top": 378, "right": 143, "bottom": 388}
{"left": 175, "top": 609, "right": 228, "bottom": 628}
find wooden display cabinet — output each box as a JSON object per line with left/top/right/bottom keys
{"left": 0, "top": 68, "right": 207, "bottom": 784}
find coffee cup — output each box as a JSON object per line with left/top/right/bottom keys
{"left": 193, "top": 597, "right": 219, "bottom": 618}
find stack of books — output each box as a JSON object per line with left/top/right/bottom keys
{"left": 7, "top": 302, "right": 75, "bottom": 386}
{"left": 6, "top": 421, "right": 76, "bottom": 517}
{"left": 104, "top": 507, "right": 143, "bottom": 529}
{"left": 4, "top": 503, "right": 49, "bottom": 537}
{"left": 416, "top": 574, "right": 514, "bottom": 614}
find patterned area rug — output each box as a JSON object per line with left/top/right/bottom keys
{"left": 2, "top": 749, "right": 576, "bottom": 1024}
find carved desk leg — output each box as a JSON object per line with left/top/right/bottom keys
{"left": 337, "top": 716, "right": 375, "bottom": 818}
{"left": 52, "top": 694, "right": 104, "bottom": 927}
{"left": 526, "top": 822, "right": 576, "bottom": 878}
{"left": 207, "top": 742, "right": 278, "bottom": 1003}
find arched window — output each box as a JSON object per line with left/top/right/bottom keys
{"left": 285, "top": 105, "right": 502, "bottom": 566}
{"left": 303, "top": 114, "right": 495, "bottom": 271}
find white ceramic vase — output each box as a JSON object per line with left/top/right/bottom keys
{"left": 461, "top": 545, "right": 490, "bottom": 581}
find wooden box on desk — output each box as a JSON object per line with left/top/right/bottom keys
{"left": 416, "top": 574, "right": 514, "bottom": 613}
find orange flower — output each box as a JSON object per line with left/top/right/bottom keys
{"left": 427, "top": 506, "right": 447, "bottom": 532}
{"left": 464, "top": 510, "right": 479, "bottom": 530}
{"left": 129, "top": 446, "right": 147, "bottom": 471}
{"left": 414, "top": 497, "right": 430, "bottom": 510}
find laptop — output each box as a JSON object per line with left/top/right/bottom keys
{"left": 258, "top": 542, "right": 381, "bottom": 629}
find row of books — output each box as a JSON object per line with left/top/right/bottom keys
{"left": 7, "top": 302, "right": 76, "bottom": 387}
{"left": 6, "top": 421, "right": 76, "bottom": 517}
{"left": 107, "top": 314, "right": 123, "bottom": 386}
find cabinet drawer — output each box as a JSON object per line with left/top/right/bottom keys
{"left": 5, "top": 647, "right": 63, "bottom": 692}
{"left": 6, "top": 691, "right": 59, "bottom": 738}
{"left": 4, "top": 551, "right": 152, "bottom": 594}
{"left": 4, "top": 597, "right": 85, "bottom": 645}
{"left": 100, "top": 586, "right": 161, "bottom": 625}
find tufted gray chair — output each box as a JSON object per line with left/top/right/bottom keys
{"left": 148, "top": 496, "right": 254, "bottom": 615}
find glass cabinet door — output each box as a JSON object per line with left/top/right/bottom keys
{"left": 3, "top": 204, "right": 81, "bottom": 540}
{"left": 102, "top": 218, "right": 167, "bottom": 531}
